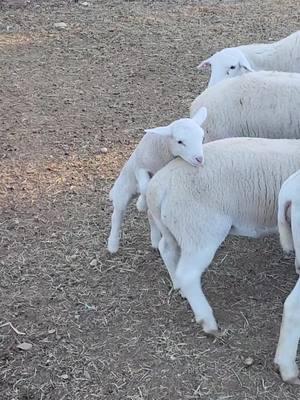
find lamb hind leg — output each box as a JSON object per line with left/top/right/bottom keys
{"left": 147, "top": 210, "right": 161, "bottom": 249}
{"left": 175, "top": 246, "right": 220, "bottom": 334}
{"left": 107, "top": 190, "right": 134, "bottom": 253}
{"left": 158, "top": 233, "right": 180, "bottom": 289}
{"left": 274, "top": 278, "right": 300, "bottom": 384}
{"left": 136, "top": 169, "right": 151, "bottom": 212}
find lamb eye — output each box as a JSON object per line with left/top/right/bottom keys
{"left": 178, "top": 140, "right": 184, "bottom": 145}
{"left": 230, "top": 65, "right": 236, "bottom": 70}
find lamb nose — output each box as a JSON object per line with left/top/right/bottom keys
{"left": 195, "top": 156, "right": 203, "bottom": 164}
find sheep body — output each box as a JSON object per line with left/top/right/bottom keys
{"left": 146, "top": 137, "right": 300, "bottom": 335}
{"left": 198, "top": 31, "right": 300, "bottom": 86}
{"left": 239, "top": 31, "right": 300, "bottom": 72}
{"left": 191, "top": 71, "right": 300, "bottom": 142}
{"left": 107, "top": 109, "right": 207, "bottom": 253}
{"left": 274, "top": 170, "right": 300, "bottom": 384}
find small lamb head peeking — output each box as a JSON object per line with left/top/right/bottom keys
{"left": 197, "top": 47, "right": 254, "bottom": 87}
{"left": 145, "top": 107, "right": 207, "bottom": 167}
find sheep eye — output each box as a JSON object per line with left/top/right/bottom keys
{"left": 230, "top": 65, "right": 236, "bottom": 70}
{"left": 177, "top": 140, "right": 184, "bottom": 145}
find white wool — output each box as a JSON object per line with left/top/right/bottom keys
{"left": 198, "top": 31, "right": 300, "bottom": 86}
{"left": 191, "top": 71, "right": 300, "bottom": 142}
{"left": 274, "top": 169, "right": 300, "bottom": 384}
{"left": 146, "top": 138, "right": 300, "bottom": 337}
{"left": 107, "top": 108, "right": 207, "bottom": 253}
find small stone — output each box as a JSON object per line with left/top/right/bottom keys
{"left": 54, "top": 22, "right": 67, "bottom": 30}
{"left": 60, "top": 374, "right": 69, "bottom": 380}
{"left": 90, "top": 259, "right": 97, "bottom": 267}
{"left": 17, "top": 342, "right": 32, "bottom": 351}
{"left": 48, "top": 328, "right": 56, "bottom": 334}
{"left": 81, "top": 1, "right": 89, "bottom": 5}
{"left": 84, "top": 369, "right": 91, "bottom": 379}
{"left": 243, "top": 356, "right": 254, "bottom": 366}
{"left": 100, "top": 147, "right": 108, "bottom": 154}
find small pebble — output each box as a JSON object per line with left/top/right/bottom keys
{"left": 243, "top": 356, "right": 254, "bottom": 366}
{"left": 90, "top": 259, "right": 97, "bottom": 267}
{"left": 81, "top": 1, "right": 89, "bottom": 5}
{"left": 54, "top": 22, "right": 67, "bottom": 30}
{"left": 100, "top": 147, "right": 108, "bottom": 154}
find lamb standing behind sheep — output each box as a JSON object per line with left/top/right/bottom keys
{"left": 198, "top": 31, "right": 300, "bottom": 86}
{"left": 191, "top": 71, "right": 300, "bottom": 142}
{"left": 146, "top": 137, "right": 300, "bottom": 338}
{"left": 274, "top": 169, "right": 300, "bottom": 384}
{"left": 107, "top": 107, "right": 207, "bottom": 253}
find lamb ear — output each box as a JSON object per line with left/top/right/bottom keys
{"left": 239, "top": 59, "right": 254, "bottom": 73}
{"left": 192, "top": 106, "right": 207, "bottom": 126}
{"left": 144, "top": 125, "right": 171, "bottom": 136}
{"left": 197, "top": 58, "right": 211, "bottom": 70}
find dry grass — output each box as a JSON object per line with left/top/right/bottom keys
{"left": 1, "top": 0, "right": 300, "bottom": 399}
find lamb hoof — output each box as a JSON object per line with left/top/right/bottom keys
{"left": 136, "top": 196, "right": 147, "bottom": 212}
{"left": 107, "top": 239, "right": 119, "bottom": 254}
{"left": 204, "top": 329, "right": 221, "bottom": 338}
{"left": 196, "top": 317, "right": 219, "bottom": 336}
{"left": 274, "top": 361, "right": 300, "bottom": 384}
{"left": 286, "top": 377, "right": 300, "bottom": 385}
{"left": 151, "top": 234, "right": 161, "bottom": 250}
{"left": 151, "top": 241, "right": 159, "bottom": 250}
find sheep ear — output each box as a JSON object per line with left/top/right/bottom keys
{"left": 197, "top": 58, "right": 211, "bottom": 70}
{"left": 239, "top": 59, "right": 254, "bottom": 73}
{"left": 145, "top": 126, "right": 171, "bottom": 137}
{"left": 193, "top": 107, "right": 207, "bottom": 126}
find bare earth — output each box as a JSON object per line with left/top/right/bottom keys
{"left": 0, "top": 0, "right": 300, "bottom": 399}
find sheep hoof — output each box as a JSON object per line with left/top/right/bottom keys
{"left": 286, "top": 377, "right": 300, "bottom": 385}
{"left": 204, "top": 329, "right": 221, "bottom": 338}
{"left": 196, "top": 317, "right": 219, "bottom": 336}
{"left": 136, "top": 196, "right": 147, "bottom": 212}
{"left": 150, "top": 233, "right": 161, "bottom": 249}
{"left": 274, "top": 361, "right": 300, "bottom": 384}
{"left": 107, "top": 239, "right": 119, "bottom": 254}
{"left": 151, "top": 241, "right": 159, "bottom": 250}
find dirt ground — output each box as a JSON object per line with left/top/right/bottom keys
{"left": 1, "top": 0, "right": 300, "bottom": 399}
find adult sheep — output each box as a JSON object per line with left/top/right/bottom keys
{"left": 146, "top": 137, "right": 300, "bottom": 341}
{"left": 275, "top": 169, "right": 300, "bottom": 384}
{"left": 107, "top": 107, "right": 207, "bottom": 254}
{"left": 191, "top": 71, "right": 300, "bottom": 142}
{"left": 197, "top": 31, "right": 300, "bottom": 87}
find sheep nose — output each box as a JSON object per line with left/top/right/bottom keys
{"left": 195, "top": 156, "right": 203, "bottom": 165}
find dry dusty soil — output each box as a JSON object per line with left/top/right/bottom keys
{"left": 1, "top": 0, "right": 300, "bottom": 399}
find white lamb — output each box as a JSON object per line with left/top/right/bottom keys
{"left": 274, "top": 169, "right": 300, "bottom": 384}
{"left": 107, "top": 107, "right": 207, "bottom": 254}
{"left": 146, "top": 137, "right": 300, "bottom": 339}
{"left": 191, "top": 71, "right": 300, "bottom": 142}
{"left": 197, "top": 31, "right": 300, "bottom": 87}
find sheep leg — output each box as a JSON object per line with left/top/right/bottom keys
{"left": 278, "top": 199, "right": 294, "bottom": 254}
{"left": 147, "top": 210, "right": 161, "bottom": 249}
{"left": 158, "top": 233, "right": 180, "bottom": 289}
{"left": 107, "top": 190, "right": 134, "bottom": 253}
{"left": 175, "top": 246, "right": 219, "bottom": 334}
{"left": 274, "top": 278, "right": 300, "bottom": 384}
{"left": 291, "top": 201, "right": 300, "bottom": 274}
{"left": 135, "top": 169, "right": 151, "bottom": 212}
